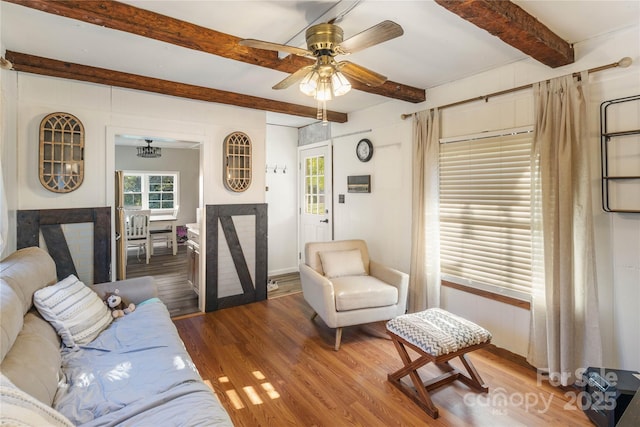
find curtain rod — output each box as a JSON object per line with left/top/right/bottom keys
{"left": 400, "top": 57, "right": 633, "bottom": 120}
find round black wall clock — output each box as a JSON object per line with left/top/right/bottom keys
{"left": 356, "top": 138, "right": 373, "bottom": 162}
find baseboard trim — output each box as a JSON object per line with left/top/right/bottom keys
{"left": 268, "top": 267, "right": 299, "bottom": 277}
{"left": 484, "top": 344, "right": 535, "bottom": 371}
{"left": 171, "top": 311, "right": 204, "bottom": 321}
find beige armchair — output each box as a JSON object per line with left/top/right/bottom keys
{"left": 300, "top": 239, "right": 409, "bottom": 350}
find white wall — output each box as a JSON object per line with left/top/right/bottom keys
{"left": 1, "top": 72, "right": 267, "bottom": 312}
{"left": 115, "top": 146, "right": 200, "bottom": 227}
{"left": 331, "top": 25, "right": 640, "bottom": 369}
{"left": 265, "top": 124, "right": 299, "bottom": 275}
{"left": 331, "top": 111, "right": 413, "bottom": 274}
{"left": 9, "top": 73, "right": 266, "bottom": 208}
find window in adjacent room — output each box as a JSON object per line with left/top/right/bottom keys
{"left": 439, "top": 128, "right": 533, "bottom": 301}
{"left": 123, "top": 171, "right": 178, "bottom": 212}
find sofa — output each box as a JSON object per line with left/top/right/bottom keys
{"left": 0, "top": 247, "right": 233, "bottom": 426}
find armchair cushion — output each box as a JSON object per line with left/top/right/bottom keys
{"left": 319, "top": 249, "right": 366, "bottom": 278}
{"left": 332, "top": 275, "right": 398, "bottom": 311}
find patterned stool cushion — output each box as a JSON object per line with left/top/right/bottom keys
{"left": 386, "top": 308, "right": 492, "bottom": 357}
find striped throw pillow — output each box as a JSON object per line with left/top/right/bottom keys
{"left": 0, "top": 374, "right": 74, "bottom": 427}
{"left": 33, "top": 275, "right": 112, "bottom": 348}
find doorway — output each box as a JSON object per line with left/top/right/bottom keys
{"left": 113, "top": 133, "right": 202, "bottom": 317}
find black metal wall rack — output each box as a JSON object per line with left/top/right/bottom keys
{"left": 600, "top": 94, "right": 640, "bottom": 213}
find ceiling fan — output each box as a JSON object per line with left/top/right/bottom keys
{"left": 239, "top": 20, "right": 404, "bottom": 121}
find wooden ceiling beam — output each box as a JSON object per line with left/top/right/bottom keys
{"left": 5, "top": 51, "right": 348, "bottom": 123}
{"left": 5, "top": 0, "right": 426, "bottom": 103}
{"left": 434, "top": 0, "right": 574, "bottom": 68}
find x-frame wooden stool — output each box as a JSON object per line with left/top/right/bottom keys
{"left": 386, "top": 309, "right": 492, "bottom": 419}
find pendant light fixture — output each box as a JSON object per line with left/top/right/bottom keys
{"left": 137, "top": 139, "right": 161, "bottom": 158}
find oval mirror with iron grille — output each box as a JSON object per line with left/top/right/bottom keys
{"left": 223, "top": 131, "right": 252, "bottom": 192}
{"left": 39, "top": 112, "right": 85, "bottom": 193}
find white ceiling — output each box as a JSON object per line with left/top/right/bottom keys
{"left": 2, "top": 1, "right": 639, "bottom": 131}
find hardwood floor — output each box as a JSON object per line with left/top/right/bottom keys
{"left": 174, "top": 293, "right": 593, "bottom": 426}
{"left": 125, "top": 244, "right": 300, "bottom": 316}
{"left": 267, "top": 272, "right": 302, "bottom": 299}
{"left": 126, "top": 243, "right": 199, "bottom": 317}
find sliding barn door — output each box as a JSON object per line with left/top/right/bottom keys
{"left": 205, "top": 203, "right": 267, "bottom": 311}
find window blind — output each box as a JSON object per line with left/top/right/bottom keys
{"left": 439, "top": 131, "right": 533, "bottom": 298}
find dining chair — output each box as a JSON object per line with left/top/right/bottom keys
{"left": 125, "top": 209, "right": 151, "bottom": 264}
{"left": 150, "top": 206, "right": 179, "bottom": 255}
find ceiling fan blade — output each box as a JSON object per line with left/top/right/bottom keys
{"left": 338, "top": 61, "right": 387, "bottom": 87}
{"left": 336, "top": 20, "right": 404, "bottom": 55}
{"left": 272, "top": 66, "right": 316, "bottom": 90}
{"left": 239, "top": 39, "right": 313, "bottom": 57}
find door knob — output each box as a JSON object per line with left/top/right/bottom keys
{"left": 320, "top": 219, "right": 329, "bottom": 223}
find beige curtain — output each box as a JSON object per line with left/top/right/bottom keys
{"left": 0, "top": 161, "right": 7, "bottom": 254}
{"left": 527, "top": 72, "right": 602, "bottom": 385}
{"left": 409, "top": 108, "right": 440, "bottom": 312}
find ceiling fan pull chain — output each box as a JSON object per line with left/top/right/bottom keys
{"left": 323, "top": 102, "right": 328, "bottom": 124}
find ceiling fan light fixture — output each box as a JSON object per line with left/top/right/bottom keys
{"left": 299, "top": 69, "right": 320, "bottom": 96}
{"left": 331, "top": 71, "right": 351, "bottom": 96}
{"left": 137, "top": 139, "right": 161, "bottom": 158}
{"left": 242, "top": 19, "right": 404, "bottom": 123}
{"left": 315, "top": 78, "right": 333, "bottom": 101}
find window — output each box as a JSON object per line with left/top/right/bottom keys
{"left": 439, "top": 129, "right": 533, "bottom": 300}
{"left": 148, "top": 175, "right": 175, "bottom": 209}
{"left": 123, "top": 174, "right": 142, "bottom": 208}
{"left": 304, "top": 155, "right": 325, "bottom": 215}
{"left": 123, "top": 172, "right": 178, "bottom": 211}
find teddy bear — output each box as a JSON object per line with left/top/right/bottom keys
{"left": 104, "top": 289, "right": 136, "bottom": 318}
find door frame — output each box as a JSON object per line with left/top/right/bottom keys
{"left": 297, "top": 139, "right": 334, "bottom": 263}
{"left": 106, "top": 126, "right": 205, "bottom": 306}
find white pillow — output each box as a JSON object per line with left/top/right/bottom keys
{"left": 33, "top": 274, "right": 112, "bottom": 348}
{"left": 0, "top": 374, "right": 74, "bottom": 427}
{"left": 319, "top": 249, "right": 366, "bottom": 278}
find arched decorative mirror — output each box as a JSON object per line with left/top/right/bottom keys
{"left": 223, "top": 131, "right": 252, "bottom": 192}
{"left": 39, "top": 112, "right": 85, "bottom": 193}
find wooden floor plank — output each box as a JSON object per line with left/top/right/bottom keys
{"left": 174, "top": 293, "right": 593, "bottom": 426}
{"left": 126, "top": 244, "right": 199, "bottom": 317}
{"left": 267, "top": 272, "right": 302, "bottom": 299}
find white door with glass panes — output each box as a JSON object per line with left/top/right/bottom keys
{"left": 299, "top": 143, "right": 332, "bottom": 263}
